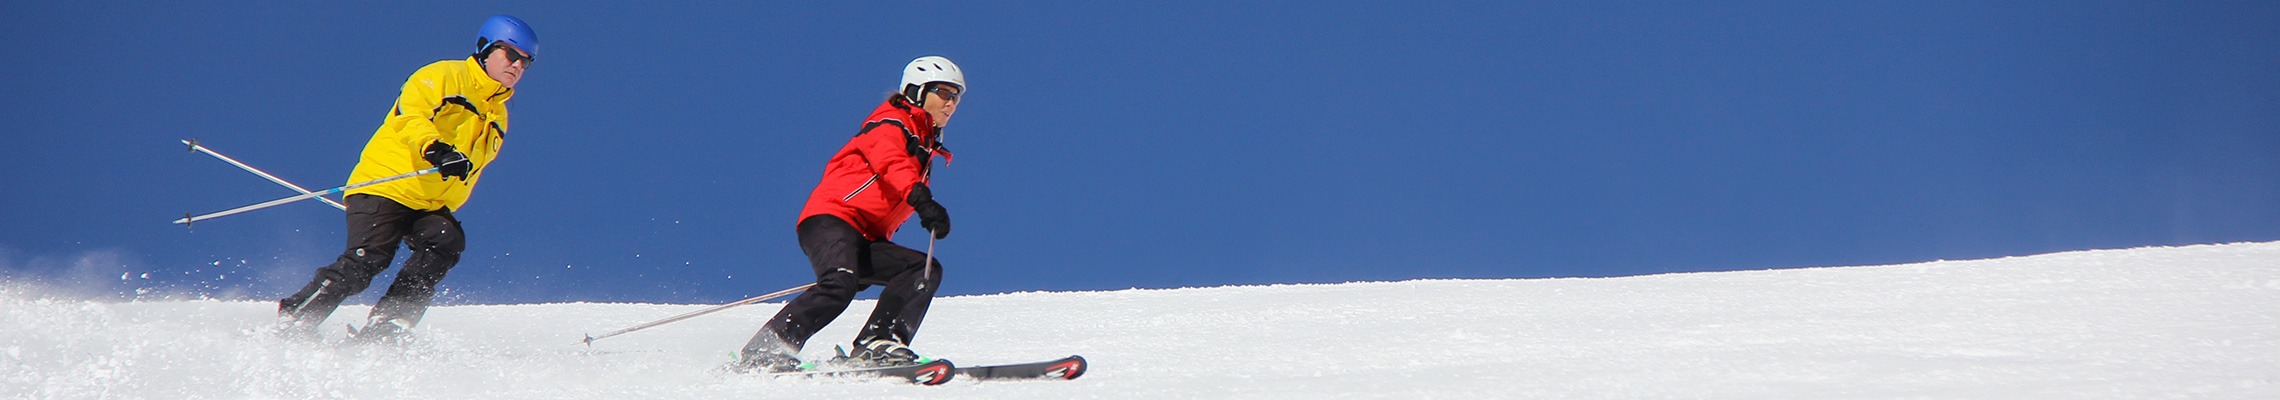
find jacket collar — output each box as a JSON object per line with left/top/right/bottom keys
{"left": 888, "top": 97, "right": 936, "bottom": 137}
{"left": 462, "top": 57, "right": 516, "bottom": 103}
{"left": 871, "top": 97, "right": 951, "bottom": 164}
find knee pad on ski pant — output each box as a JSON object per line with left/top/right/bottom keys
{"left": 392, "top": 214, "right": 465, "bottom": 287}
{"left": 405, "top": 213, "right": 466, "bottom": 256}
{"left": 802, "top": 270, "right": 866, "bottom": 308}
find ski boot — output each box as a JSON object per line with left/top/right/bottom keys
{"left": 347, "top": 316, "right": 415, "bottom": 345}
{"left": 733, "top": 350, "right": 808, "bottom": 373}
{"left": 841, "top": 337, "right": 927, "bottom": 367}
{"left": 273, "top": 315, "right": 323, "bottom": 342}
{"left": 274, "top": 297, "right": 328, "bottom": 342}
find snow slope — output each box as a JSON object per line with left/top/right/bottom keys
{"left": 5, "top": 242, "right": 2278, "bottom": 399}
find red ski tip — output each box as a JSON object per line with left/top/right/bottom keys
{"left": 913, "top": 362, "right": 955, "bottom": 385}
{"left": 1047, "top": 358, "right": 1088, "bottom": 380}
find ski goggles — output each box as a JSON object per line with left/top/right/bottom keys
{"left": 928, "top": 84, "right": 962, "bottom": 103}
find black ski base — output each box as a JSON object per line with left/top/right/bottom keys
{"left": 956, "top": 355, "right": 1088, "bottom": 381}
{"left": 770, "top": 358, "right": 957, "bottom": 385}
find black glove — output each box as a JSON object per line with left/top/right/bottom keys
{"left": 422, "top": 141, "right": 471, "bottom": 180}
{"left": 907, "top": 184, "right": 951, "bottom": 239}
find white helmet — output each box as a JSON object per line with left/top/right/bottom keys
{"left": 900, "top": 55, "right": 965, "bottom": 106}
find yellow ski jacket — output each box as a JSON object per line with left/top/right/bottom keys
{"left": 344, "top": 57, "right": 513, "bottom": 212}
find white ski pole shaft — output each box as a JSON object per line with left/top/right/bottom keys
{"left": 581, "top": 282, "right": 817, "bottom": 346}
{"left": 921, "top": 236, "right": 935, "bottom": 291}
{"left": 174, "top": 168, "right": 438, "bottom": 226}
{"left": 920, "top": 168, "right": 937, "bottom": 290}
{"left": 183, "top": 139, "right": 347, "bottom": 210}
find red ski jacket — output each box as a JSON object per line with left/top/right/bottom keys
{"left": 798, "top": 97, "right": 952, "bottom": 241}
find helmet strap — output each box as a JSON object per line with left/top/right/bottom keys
{"left": 902, "top": 84, "right": 927, "bottom": 107}
{"left": 473, "top": 41, "right": 493, "bottom": 69}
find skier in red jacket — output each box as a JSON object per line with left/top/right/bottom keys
{"left": 736, "top": 56, "right": 964, "bottom": 372}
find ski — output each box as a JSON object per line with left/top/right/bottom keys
{"left": 341, "top": 322, "right": 417, "bottom": 345}
{"left": 956, "top": 355, "right": 1088, "bottom": 381}
{"left": 769, "top": 358, "right": 956, "bottom": 385}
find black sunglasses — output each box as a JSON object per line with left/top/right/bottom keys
{"left": 491, "top": 44, "right": 534, "bottom": 66}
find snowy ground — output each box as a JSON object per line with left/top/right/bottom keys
{"left": 5, "top": 242, "right": 2278, "bottom": 399}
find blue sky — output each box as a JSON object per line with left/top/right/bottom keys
{"left": 2, "top": 1, "right": 2275, "bottom": 304}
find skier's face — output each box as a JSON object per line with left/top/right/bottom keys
{"left": 482, "top": 44, "right": 532, "bottom": 88}
{"left": 921, "top": 84, "right": 960, "bottom": 127}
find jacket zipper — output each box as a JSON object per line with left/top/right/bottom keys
{"left": 842, "top": 174, "right": 878, "bottom": 201}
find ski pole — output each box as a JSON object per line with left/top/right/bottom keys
{"left": 581, "top": 282, "right": 816, "bottom": 346}
{"left": 183, "top": 138, "right": 347, "bottom": 210}
{"left": 921, "top": 235, "right": 935, "bottom": 291}
{"left": 174, "top": 167, "right": 438, "bottom": 226}
{"left": 919, "top": 167, "right": 938, "bottom": 291}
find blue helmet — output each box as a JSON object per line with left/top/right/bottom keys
{"left": 476, "top": 15, "right": 538, "bottom": 58}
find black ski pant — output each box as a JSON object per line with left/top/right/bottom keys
{"left": 279, "top": 194, "right": 465, "bottom": 330}
{"left": 744, "top": 215, "right": 943, "bottom": 355}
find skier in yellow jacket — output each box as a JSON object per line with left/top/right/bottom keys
{"left": 277, "top": 15, "right": 537, "bottom": 342}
